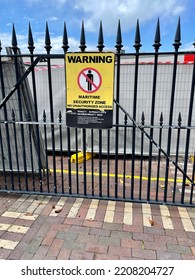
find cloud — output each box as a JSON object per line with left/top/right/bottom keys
{"left": 47, "top": 16, "right": 59, "bottom": 21}
{"left": 74, "top": 0, "right": 186, "bottom": 34}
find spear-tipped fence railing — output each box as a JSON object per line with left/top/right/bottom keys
{"left": 0, "top": 18, "right": 195, "bottom": 206}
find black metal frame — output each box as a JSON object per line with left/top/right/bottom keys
{"left": 0, "top": 19, "right": 195, "bottom": 207}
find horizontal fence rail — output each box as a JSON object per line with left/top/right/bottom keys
{"left": 0, "top": 18, "right": 195, "bottom": 207}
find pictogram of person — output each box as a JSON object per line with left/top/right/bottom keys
{"left": 86, "top": 70, "right": 93, "bottom": 91}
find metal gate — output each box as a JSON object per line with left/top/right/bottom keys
{"left": 0, "top": 19, "right": 195, "bottom": 207}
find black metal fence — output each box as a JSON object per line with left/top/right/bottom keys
{"left": 0, "top": 18, "right": 195, "bottom": 207}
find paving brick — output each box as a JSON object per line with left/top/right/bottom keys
{"left": 89, "top": 227, "right": 110, "bottom": 237}
{"left": 64, "top": 218, "right": 84, "bottom": 226}
{"left": 98, "top": 236, "right": 120, "bottom": 246}
{"left": 103, "top": 222, "right": 123, "bottom": 231}
{"left": 165, "top": 229, "right": 187, "bottom": 238}
{"left": 154, "top": 234, "right": 178, "bottom": 244}
{"left": 187, "top": 232, "right": 195, "bottom": 240}
{"left": 143, "top": 240, "right": 167, "bottom": 251}
{"left": 177, "top": 237, "right": 195, "bottom": 247}
{"left": 191, "top": 246, "right": 195, "bottom": 255}
{"left": 42, "top": 230, "right": 58, "bottom": 246}
{"left": 57, "top": 247, "right": 71, "bottom": 260}
{"left": 21, "top": 227, "right": 39, "bottom": 243}
{"left": 121, "top": 239, "right": 143, "bottom": 249}
{"left": 33, "top": 245, "right": 49, "bottom": 259}
{"left": 2, "top": 231, "right": 24, "bottom": 242}
{"left": 133, "top": 213, "right": 143, "bottom": 227}
{"left": 56, "top": 231, "right": 78, "bottom": 241}
{"left": 94, "top": 253, "right": 119, "bottom": 260}
{"left": 70, "top": 250, "right": 94, "bottom": 260}
{"left": 157, "top": 251, "right": 182, "bottom": 260}
{"left": 0, "top": 238, "right": 19, "bottom": 250}
{"left": 95, "top": 209, "right": 106, "bottom": 222}
{"left": 181, "top": 254, "right": 195, "bottom": 260}
{"left": 85, "top": 243, "right": 108, "bottom": 254}
{"left": 8, "top": 224, "right": 29, "bottom": 234}
{"left": 0, "top": 216, "right": 16, "bottom": 225}
{"left": 26, "top": 236, "right": 43, "bottom": 254}
{"left": 83, "top": 220, "right": 103, "bottom": 228}
{"left": 47, "top": 238, "right": 64, "bottom": 258}
{"left": 36, "top": 222, "right": 52, "bottom": 237}
{"left": 76, "top": 233, "right": 99, "bottom": 244}
{"left": 50, "top": 224, "right": 71, "bottom": 232}
{"left": 132, "top": 248, "right": 156, "bottom": 259}
{"left": 108, "top": 245, "right": 131, "bottom": 257}
{"left": 144, "top": 226, "right": 165, "bottom": 236}
{"left": 123, "top": 225, "right": 143, "bottom": 233}
{"left": 111, "top": 230, "right": 132, "bottom": 239}
{"left": 171, "top": 217, "right": 185, "bottom": 231}
{"left": 13, "top": 218, "right": 34, "bottom": 227}
{"left": 133, "top": 232, "right": 154, "bottom": 242}
{"left": 63, "top": 240, "right": 86, "bottom": 251}
{"left": 167, "top": 243, "right": 192, "bottom": 255}
{"left": 0, "top": 248, "right": 12, "bottom": 259}
{"left": 70, "top": 225, "right": 90, "bottom": 234}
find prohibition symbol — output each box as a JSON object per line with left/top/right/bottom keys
{"left": 77, "top": 67, "right": 102, "bottom": 93}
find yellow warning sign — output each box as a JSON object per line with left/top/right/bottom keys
{"left": 65, "top": 52, "right": 115, "bottom": 111}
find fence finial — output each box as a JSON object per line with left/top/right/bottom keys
{"left": 115, "top": 20, "right": 123, "bottom": 53}
{"left": 79, "top": 21, "right": 86, "bottom": 52}
{"left": 173, "top": 17, "right": 181, "bottom": 51}
{"left": 153, "top": 18, "right": 161, "bottom": 52}
{"left": 62, "top": 22, "right": 69, "bottom": 53}
{"left": 141, "top": 112, "right": 145, "bottom": 124}
{"left": 28, "top": 23, "right": 35, "bottom": 54}
{"left": 97, "top": 20, "right": 104, "bottom": 52}
{"left": 134, "top": 19, "right": 142, "bottom": 52}
{"left": 12, "top": 24, "right": 18, "bottom": 53}
{"left": 178, "top": 112, "right": 182, "bottom": 126}
{"left": 159, "top": 112, "right": 163, "bottom": 125}
{"left": 45, "top": 22, "right": 52, "bottom": 53}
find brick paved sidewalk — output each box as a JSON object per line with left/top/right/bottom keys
{"left": 0, "top": 193, "right": 195, "bottom": 260}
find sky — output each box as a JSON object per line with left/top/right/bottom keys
{"left": 0, "top": 0, "right": 195, "bottom": 54}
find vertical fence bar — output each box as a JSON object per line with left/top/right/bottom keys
{"left": 27, "top": 113, "right": 35, "bottom": 192}
{"left": 172, "top": 113, "right": 182, "bottom": 203}
{"left": 156, "top": 113, "right": 163, "bottom": 201}
{"left": 123, "top": 114, "right": 127, "bottom": 199}
{"left": 79, "top": 21, "right": 87, "bottom": 196}
{"left": 0, "top": 41, "right": 13, "bottom": 189}
{"left": 12, "top": 110, "right": 21, "bottom": 190}
{"left": 83, "top": 128, "right": 87, "bottom": 196}
{"left": 0, "top": 124, "right": 7, "bottom": 190}
{"left": 164, "top": 18, "right": 181, "bottom": 202}
{"left": 44, "top": 22, "right": 57, "bottom": 193}
{"left": 62, "top": 23, "right": 70, "bottom": 195}
{"left": 67, "top": 126, "right": 72, "bottom": 195}
{"left": 12, "top": 25, "right": 28, "bottom": 191}
{"left": 115, "top": 20, "right": 123, "bottom": 199}
{"left": 147, "top": 19, "right": 161, "bottom": 201}
{"left": 139, "top": 112, "right": 145, "bottom": 200}
{"left": 59, "top": 111, "right": 64, "bottom": 194}
{"left": 107, "top": 129, "right": 110, "bottom": 197}
{"left": 99, "top": 130, "right": 102, "bottom": 197}
{"left": 43, "top": 111, "right": 49, "bottom": 193}
{"left": 181, "top": 43, "right": 195, "bottom": 204}
{"left": 131, "top": 20, "right": 142, "bottom": 199}
{"left": 91, "top": 129, "right": 94, "bottom": 196}
{"left": 75, "top": 129, "right": 79, "bottom": 195}
{"left": 190, "top": 151, "right": 195, "bottom": 204}
{"left": 28, "top": 23, "right": 43, "bottom": 191}
{"left": 97, "top": 21, "right": 104, "bottom": 198}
